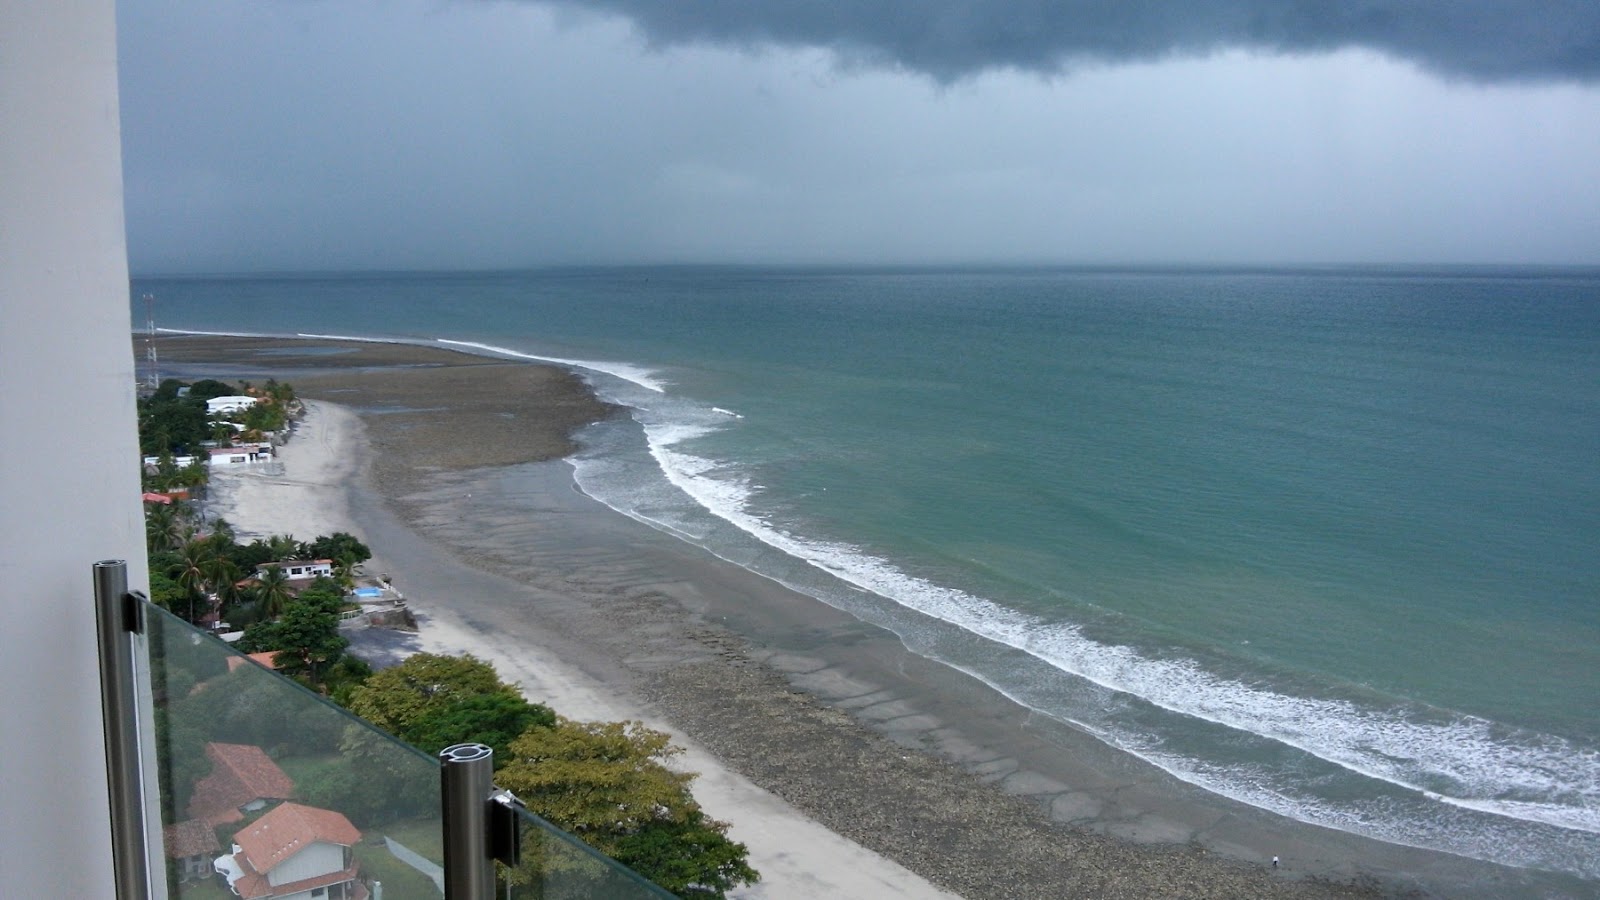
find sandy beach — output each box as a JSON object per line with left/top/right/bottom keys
{"left": 164, "top": 334, "right": 1543, "bottom": 899}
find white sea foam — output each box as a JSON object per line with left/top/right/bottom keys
{"left": 295, "top": 332, "right": 409, "bottom": 344}
{"left": 436, "top": 338, "right": 667, "bottom": 393}
{"left": 633, "top": 419, "right": 1600, "bottom": 841}
{"left": 156, "top": 327, "right": 273, "bottom": 337}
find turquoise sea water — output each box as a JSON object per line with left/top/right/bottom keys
{"left": 133, "top": 266, "right": 1600, "bottom": 881}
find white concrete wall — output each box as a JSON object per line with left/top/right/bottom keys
{"left": 269, "top": 841, "right": 348, "bottom": 887}
{"left": 0, "top": 2, "right": 150, "bottom": 897}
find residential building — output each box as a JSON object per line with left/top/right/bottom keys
{"left": 216, "top": 802, "right": 365, "bottom": 900}
{"left": 207, "top": 395, "right": 260, "bottom": 416}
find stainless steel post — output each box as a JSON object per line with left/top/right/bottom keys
{"left": 93, "top": 559, "right": 149, "bottom": 900}
{"left": 440, "top": 742, "right": 496, "bottom": 900}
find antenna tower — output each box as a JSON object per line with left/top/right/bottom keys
{"left": 143, "top": 293, "right": 159, "bottom": 389}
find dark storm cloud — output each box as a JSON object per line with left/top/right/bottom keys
{"left": 543, "top": 0, "right": 1600, "bottom": 82}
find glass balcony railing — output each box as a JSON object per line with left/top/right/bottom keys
{"left": 502, "top": 804, "right": 675, "bottom": 899}
{"left": 94, "top": 560, "right": 672, "bottom": 900}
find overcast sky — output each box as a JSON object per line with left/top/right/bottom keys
{"left": 118, "top": 0, "right": 1600, "bottom": 273}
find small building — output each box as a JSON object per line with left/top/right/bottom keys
{"left": 256, "top": 559, "right": 334, "bottom": 582}
{"left": 209, "top": 442, "right": 274, "bottom": 467}
{"left": 186, "top": 742, "right": 296, "bottom": 827}
{"left": 207, "top": 395, "right": 259, "bottom": 416}
{"left": 214, "top": 802, "right": 365, "bottom": 900}
{"left": 164, "top": 819, "right": 221, "bottom": 883}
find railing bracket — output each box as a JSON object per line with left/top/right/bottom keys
{"left": 122, "top": 590, "right": 147, "bottom": 634}
{"left": 489, "top": 788, "right": 523, "bottom": 866}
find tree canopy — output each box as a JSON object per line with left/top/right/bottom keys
{"left": 301, "top": 532, "right": 372, "bottom": 565}
{"left": 344, "top": 653, "right": 552, "bottom": 764}
{"left": 497, "top": 718, "right": 757, "bottom": 898}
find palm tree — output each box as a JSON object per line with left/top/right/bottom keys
{"left": 204, "top": 555, "right": 241, "bottom": 614}
{"left": 255, "top": 564, "right": 293, "bottom": 620}
{"left": 332, "top": 552, "right": 364, "bottom": 592}
{"left": 173, "top": 540, "right": 213, "bottom": 623}
{"left": 266, "top": 534, "right": 299, "bottom": 563}
{"left": 144, "top": 502, "right": 181, "bottom": 554}
{"left": 208, "top": 517, "right": 237, "bottom": 547}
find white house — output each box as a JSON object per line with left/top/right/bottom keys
{"left": 256, "top": 559, "right": 334, "bottom": 581}
{"left": 214, "top": 802, "right": 364, "bottom": 900}
{"left": 209, "top": 442, "right": 274, "bottom": 467}
{"left": 207, "top": 395, "right": 259, "bottom": 416}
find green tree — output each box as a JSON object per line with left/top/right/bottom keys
{"left": 304, "top": 532, "right": 372, "bottom": 565}
{"left": 146, "top": 570, "right": 190, "bottom": 615}
{"left": 185, "top": 378, "right": 237, "bottom": 401}
{"left": 254, "top": 564, "right": 293, "bottom": 620}
{"left": 330, "top": 551, "right": 363, "bottom": 591}
{"left": 203, "top": 553, "right": 241, "bottom": 612}
{"left": 266, "top": 534, "right": 300, "bottom": 562}
{"left": 343, "top": 652, "right": 553, "bottom": 764}
{"left": 405, "top": 692, "right": 553, "bottom": 763}
{"left": 240, "top": 591, "right": 348, "bottom": 686}
{"left": 345, "top": 652, "right": 518, "bottom": 736}
{"left": 138, "top": 393, "right": 209, "bottom": 455}
{"left": 496, "top": 719, "right": 756, "bottom": 899}
{"left": 144, "top": 501, "right": 192, "bottom": 554}
{"left": 227, "top": 539, "right": 277, "bottom": 571}
{"left": 609, "top": 810, "right": 760, "bottom": 899}
{"left": 207, "top": 517, "right": 237, "bottom": 547}
{"left": 173, "top": 540, "right": 209, "bottom": 592}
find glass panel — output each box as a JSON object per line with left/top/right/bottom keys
{"left": 500, "top": 804, "right": 675, "bottom": 899}
{"left": 145, "top": 602, "right": 445, "bottom": 900}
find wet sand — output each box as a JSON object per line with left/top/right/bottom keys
{"left": 158, "top": 334, "right": 1568, "bottom": 899}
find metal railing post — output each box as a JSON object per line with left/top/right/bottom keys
{"left": 440, "top": 742, "right": 496, "bottom": 900}
{"left": 93, "top": 559, "right": 150, "bottom": 900}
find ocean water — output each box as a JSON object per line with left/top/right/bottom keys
{"left": 133, "top": 266, "right": 1600, "bottom": 882}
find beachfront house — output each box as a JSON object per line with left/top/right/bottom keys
{"left": 187, "top": 742, "right": 296, "bottom": 827}
{"left": 214, "top": 802, "right": 365, "bottom": 900}
{"left": 208, "top": 395, "right": 259, "bottom": 416}
{"left": 256, "top": 559, "right": 334, "bottom": 582}
{"left": 210, "top": 441, "right": 274, "bottom": 467}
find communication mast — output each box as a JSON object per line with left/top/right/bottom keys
{"left": 143, "top": 293, "right": 159, "bottom": 389}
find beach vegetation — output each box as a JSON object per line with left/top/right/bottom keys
{"left": 339, "top": 651, "right": 756, "bottom": 895}
{"left": 144, "top": 499, "right": 195, "bottom": 553}
{"left": 496, "top": 718, "right": 757, "bottom": 898}
{"left": 185, "top": 378, "right": 237, "bottom": 401}
{"left": 238, "top": 579, "right": 349, "bottom": 685}
{"left": 343, "top": 652, "right": 553, "bottom": 764}
{"left": 301, "top": 531, "right": 372, "bottom": 566}
{"left": 252, "top": 564, "right": 294, "bottom": 620}
{"left": 138, "top": 391, "right": 210, "bottom": 456}
{"left": 146, "top": 569, "right": 193, "bottom": 618}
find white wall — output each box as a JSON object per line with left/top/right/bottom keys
{"left": 0, "top": 1, "right": 150, "bottom": 897}
{"left": 269, "top": 841, "right": 349, "bottom": 887}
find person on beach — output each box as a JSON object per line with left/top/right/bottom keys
{"left": 1273, "top": 856, "right": 1280, "bottom": 869}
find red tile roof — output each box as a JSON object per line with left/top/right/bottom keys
{"left": 233, "top": 802, "right": 362, "bottom": 877}
{"left": 186, "top": 743, "right": 295, "bottom": 826}
{"left": 163, "top": 819, "right": 220, "bottom": 860}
